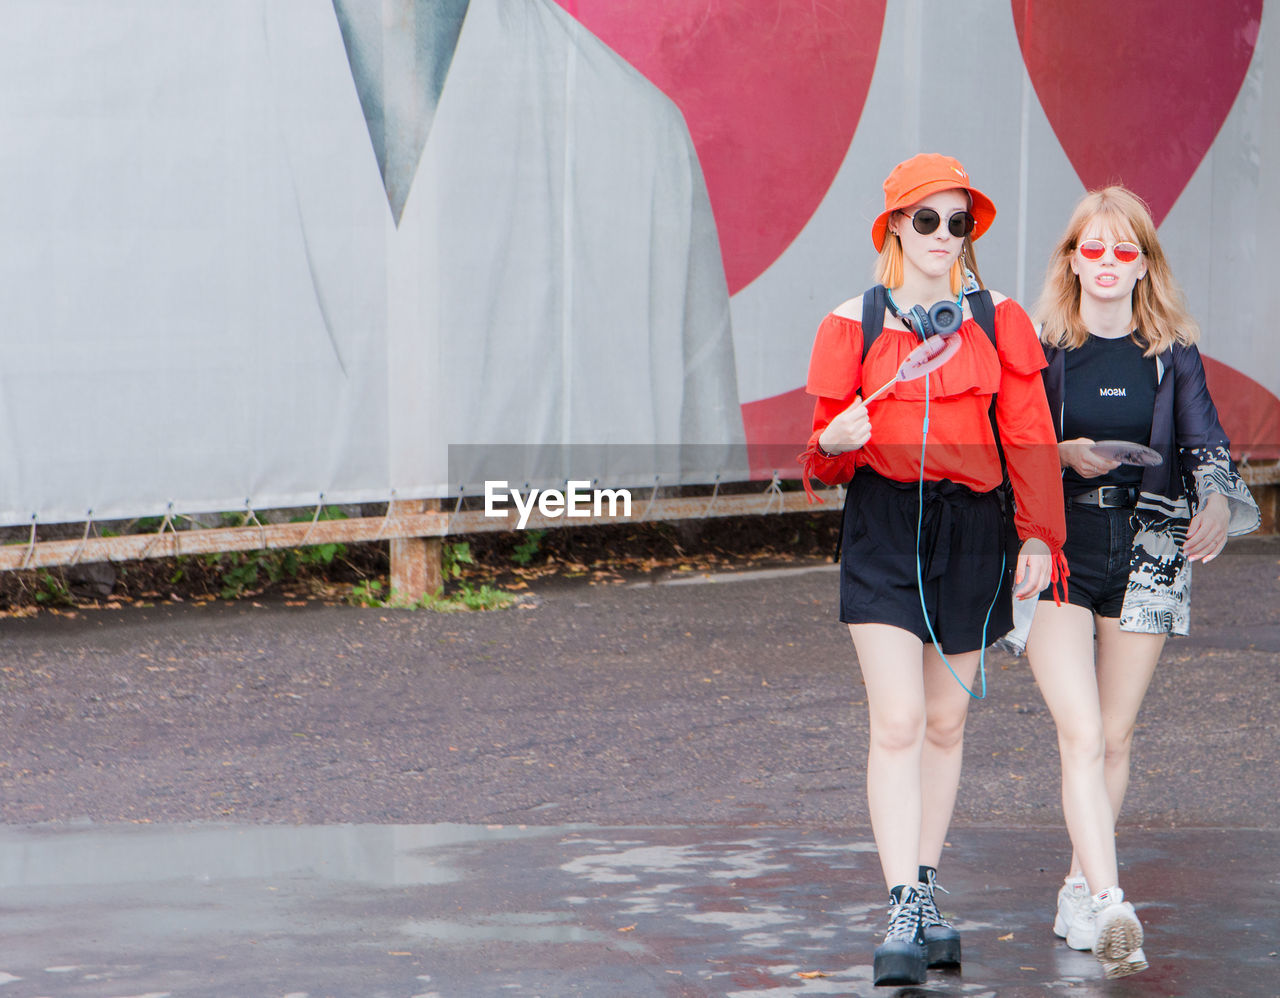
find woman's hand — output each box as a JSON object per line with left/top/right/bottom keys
{"left": 819, "top": 396, "right": 871, "bottom": 455}
{"left": 1014, "top": 536, "right": 1052, "bottom": 600}
{"left": 1059, "top": 437, "right": 1121, "bottom": 478}
{"left": 1184, "top": 492, "right": 1230, "bottom": 563}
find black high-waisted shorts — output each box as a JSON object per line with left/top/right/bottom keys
{"left": 1038, "top": 503, "right": 1135, "bottom": 617}
{"left": 839, "top": 469, "right": 1014, "bottom": 654}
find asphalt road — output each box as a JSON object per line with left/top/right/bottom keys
{"left": 2, "top": 538, "right": 1277, "bottom": 831}
{"left": 2, "top": 537, "right": 1279, "bottom": 997}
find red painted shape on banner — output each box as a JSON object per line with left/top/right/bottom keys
{"left": 1012, "top": 0, "right": 1261, "bottom": 224}
{"left": 740, "top": 386, "right": 814, "bottom": 480}
{"left": 556, "top": 0, "right": 885, "bottom": 293}
{"left": 1202, "top": 356, "right": 1280, "bottom": 460}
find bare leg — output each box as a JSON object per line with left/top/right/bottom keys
{"left": 849, "top": 622, "right": 926, "bottom": 889}
{"left": 1025, "top": 601, "right": 1119, "bottom": 893}
{"left": 918, "top": 644, "right": 980, "bottom": 869}
{"left": 1093, "top": 620, "right": 1166, "bottom": 822}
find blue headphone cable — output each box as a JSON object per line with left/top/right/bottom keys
{"left": 914, "top": 371, "right": 1005, "bottom": 699}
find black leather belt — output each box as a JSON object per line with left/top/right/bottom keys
{"left": 1070, "top": 485, "right": 1139, "bottom": 508}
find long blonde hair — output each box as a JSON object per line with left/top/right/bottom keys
{"left": 874, "top": 227, "right": 982, "bottom": 295}
{"left": 1035, "top": 186, "right": 1198, "bottom": 355}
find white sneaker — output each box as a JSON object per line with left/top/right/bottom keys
{"left": 1054, "top": 876, "right": 1091, "bottom": 948}
{"left": 1092, "top": 890, "right": 1146, "bottom": 979}
{"left": 1105, "top": 946, "right": 1149, "bottom": 980}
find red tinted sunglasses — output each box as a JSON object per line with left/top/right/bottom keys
{"left": 1077, "top": 239, "right": 1142, "bottom": 263}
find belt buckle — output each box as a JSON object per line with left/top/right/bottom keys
{"left": 1099, "top": 486, "right": 1130, "bottom": 508}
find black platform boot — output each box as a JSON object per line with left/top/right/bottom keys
{"left": 918, "top": 865, "right": 962, "bottom": 968}
{"left": 873, "top": 883, "right": 928, "bottom": 986}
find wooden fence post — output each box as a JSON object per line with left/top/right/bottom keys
{"left": 389, "top": 499, "right": 442, "bottom": 603}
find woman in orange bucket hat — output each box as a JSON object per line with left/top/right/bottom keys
{"left": 799, "top": 153, "right": 1066, "bottom": 986}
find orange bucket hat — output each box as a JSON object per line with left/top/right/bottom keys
{"left": 871, "top": 153, "right": 997, "bottom": 251}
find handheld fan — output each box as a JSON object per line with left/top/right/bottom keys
{"left": 1089, "top": 440, "right": 1163, "bottom": 467}
{"left": 862, "top": 334, "right": 963, "bottom": 404}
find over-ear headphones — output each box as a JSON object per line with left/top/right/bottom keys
{"left": 885, "top": 288, "right": 964, "bottom": 340}
{"left": 903, "top": 300, "right": 963, "bottom": 339}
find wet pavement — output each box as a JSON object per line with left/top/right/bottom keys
{"left": 0, "top": 822, "right": 1276, "bottom": 997}
{"left": 1, "top": 537, "right": 1278, "bottom": 996}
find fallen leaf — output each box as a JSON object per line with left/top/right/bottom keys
{"left": 998, "top": 933, "right": 1014, "bottom": 941}
{"left": 796, "top": 970, "right": 829, "bottom": 979}
{"left": 618, "top": 925, "right": 636, "bottom": 933}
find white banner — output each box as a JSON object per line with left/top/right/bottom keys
{"left": 1, "top": 0, "right": 1274, "bottom": 527}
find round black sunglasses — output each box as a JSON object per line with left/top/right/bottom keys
{"left": 901, "top": 208, "right": 976, "bottom": 239}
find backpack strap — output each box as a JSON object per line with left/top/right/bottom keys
{"left": 859, "top": 284, "right": 888, "bottom": 361}
{"left": 965, "top": 288, "right": 1010, "bottom": 495}
{"left": 965, "top": 288, "right": 997, "bottom": 349}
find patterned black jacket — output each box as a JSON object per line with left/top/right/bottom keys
{"left": 1040, "top": 339, "right": 1259, "bottom": 634}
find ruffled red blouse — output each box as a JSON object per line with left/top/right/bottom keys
{"left": 799, "top": 296, "right": 1067, "bottom": 564}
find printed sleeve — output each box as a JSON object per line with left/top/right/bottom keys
{"left": 1171, "top": 345, "right": 1261, "bottom": 535}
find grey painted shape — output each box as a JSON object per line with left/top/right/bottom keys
{"left": 331, "top": 0, "right": 469, "bottom": 225}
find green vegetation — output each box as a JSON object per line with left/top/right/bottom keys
{"left": 202, "top": 507, "right": 351, "bottom": 599}
{"left": 33, "top": 570, "right": 73, "bottom": 606}
{"left": 510, "top": 529, "right": 545, "bottom": 566}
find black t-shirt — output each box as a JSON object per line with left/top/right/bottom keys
{"left": 1061, "top": 333, "right": 1157, "bottom": 496}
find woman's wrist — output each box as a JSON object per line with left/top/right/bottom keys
{"left": 816, "top": 433, "right": 841, "bottom": 458}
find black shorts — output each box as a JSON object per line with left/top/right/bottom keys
{"left": 1040, "top": 503, "right": 1135, "bottom": 617}
{"left": 839, "top": 470, "right": 1014, "bottom": 654}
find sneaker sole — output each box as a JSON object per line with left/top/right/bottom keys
{"left": 873, "top": 944, "right": 928, "bottom": 986}
{"left": 1094, "top": 908, "right": 1144, "bottom": 966}
{"left": 1103, "top": 946, "right": 1149, "bottom": 980}
{"left": 924, "top": 929, "right": 961, "bottom": 968}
